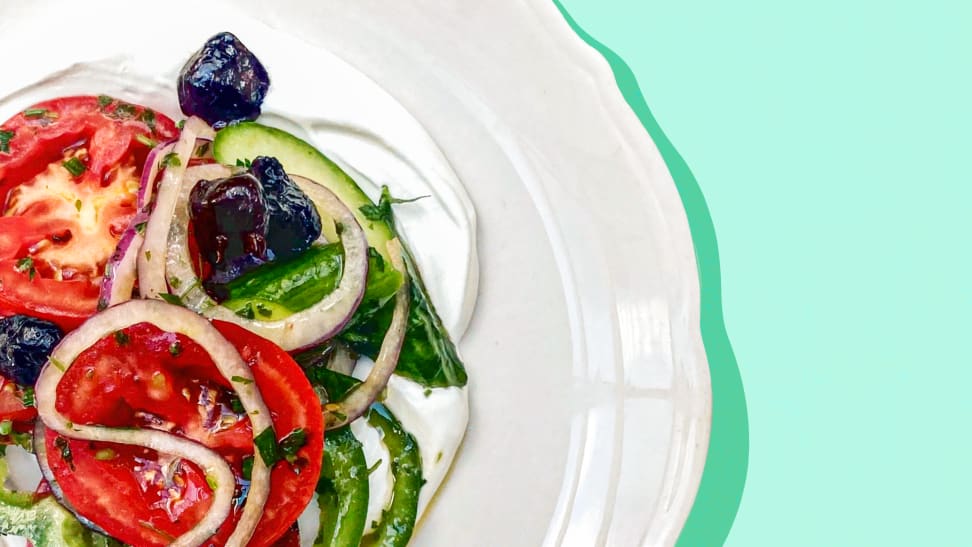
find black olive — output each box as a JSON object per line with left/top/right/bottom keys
{"left": 178, "top": 32, "right": 270, "bottom": 128}
{"left": 189, "top": 173, "right": 270, "bottom": 296}
{"left": 0, "top": 315, "right": 63, "bottom": 386}
{"left": 249, "top": 156, "right": 322, "bottom": 261}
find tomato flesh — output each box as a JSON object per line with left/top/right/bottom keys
{"left": 44, "top": 321, "right": 323, "bottom": 546}
{"left": 0, "top": 96, "right": 178, "bottom": 330}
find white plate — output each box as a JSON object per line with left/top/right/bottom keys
{"left": 0, "top": 1, "right": 711, "bottom": 546}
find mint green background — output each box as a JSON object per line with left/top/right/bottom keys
{"left": 559, "top": 0, "right": 971, "bottom": 545}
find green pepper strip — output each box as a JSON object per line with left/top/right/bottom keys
{"left": 361, "top": 403, "right": 423, "bottom": 547}
{"left": 0, "top": 448, "right": 121, "bottom": 547}
{"left": 315, "top": 427, "right": 369, "bottom": 547}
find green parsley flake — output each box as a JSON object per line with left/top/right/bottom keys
{"left": 113, "top": 330, "right": 131, "bottom": 346}
{"left": 0, "top": 129, "right": 13, "bottom": 153}
{"left": 74, "top": 199, "right": 82, "bottom": 212}
{"left": 62, "top": 157, "right": 86, "bottom": 177}
{"left": 15, "top": 257, "right": 36, "bottom": 281}
{"left": 23, "top": 108, "right": 48, "bottom": 118}
{"left": 169, "top": 342, "right": 183, "bottom": 357}
{"left": 158, "top": 292, "right": 185, "bottom": 307}
{"left": 140, "top": 109, "right": 156, "bottom": 130}
{"left": 97, "top": 95, "right": 113, "bottom": 108}
{"left": 135, "top": 134, "right": 157, "bottom": 148}
{"left": 231, "top": 375, "right": 254, "bottom": 385}
{"left": 160, "top": 152, "right": 181, "bottom": 168}
{"left": 254, "top": 427, "right": 281, "bottom": 467}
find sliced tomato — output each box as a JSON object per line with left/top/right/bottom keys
{"left": 44, "top": 321, "right": 323, "bottom": 546}
{"left": 0, "top": 96, "right": 178, "bottom": 330}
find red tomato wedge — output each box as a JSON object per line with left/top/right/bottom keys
{"left": 43, "top": 321, "right": 323, "bottom": 546}
{"left": 0, "top": 96, "right": 178, "bottom": 330}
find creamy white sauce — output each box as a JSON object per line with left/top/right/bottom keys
{"left": 0, "top": 6, "right": 477, "bottom": 546}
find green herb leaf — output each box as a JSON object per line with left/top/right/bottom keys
{"left": 20, "top": 386, "right": 34, "bottom": 408}
{"left": 368, "top": 247, "right": 385, "bottom": 272}
{"left": 235, "top": 302, "right": 256, "bottom": 319}
{"left": 140, "top": 109, "right": 156, "bottom": 131}
{"left": 158, "top": 292, "right": 185, "bottom": 307}
{"left": 241, "top": 455, "right": 254, "bottom": 480}
{"left": 169, "top": 342, "right": 183, "bottom": 357}
{"left": 205, "top": 474, "right": 219, "bottom": 491}
{"left": 254, "top": 427, "right": 281, "bottom": 467}
{"left": 235, "top": 158, "right": 252, "bottom": 168}
{"left": 15, "top": 257, "right": 36, "bottom": 281}
{"left": 62, "top": 157, "right": 86, "bottom": 177}
{"left": 23, "top": 108, "right": 48, "bottom": 118}
{"left": 135, "top": 221, "right": 147, "bottom": 235}
{"left": 144, "top": 250, "right": 152, "bottom": 261}
{"left": 195, "top": 142, "right": 210, "bottom": 157}
{"left": 230, "top": 375, "right": 254, "bottom": 385}
{"left": 54, "top": 436, "right": 74, "bottom": 471}
{"left": 74, "top": 199, "right": 83, "bottom": 212}
{"left": 359, "top": 185, "right": 428, "bottom": 223}
{"left": 135, "top": 134, "right": 157, "bottom": 148}
{"left": 279, "top": 428, "right": 307, "bottom": 462}
{"left": 177, "top": 119, "right": 186, "bottom": 130}
{"left": 113, "top": 102, "right": 136, "bottom": 119}
{"left": 160, "top": 152, "right": 181, "bottom": 168}
{"left": 0, "top": 420, "right": 12, "bottom": 436}
{"left": 97, "top": 95, "right": 113, "bottom": 108}
{"left": 113, "top": 330, "right": 130, "bottom": 346}
{"left": 0, "top": 129, "right": 13, "bottom": 153}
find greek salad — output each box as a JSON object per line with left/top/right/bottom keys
{"left": 0, "top": 31, "right": 469, "bottom": 547}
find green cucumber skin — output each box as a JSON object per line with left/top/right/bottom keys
{"left": 316, "top": 427, "right": 369, "bottom": 547}
{"left": 214, "top": 122, "right": 468, "bottom": 388}
{"left": 361, "top": 404, "right": 423, "bottom": 547}
{"left": 224, "top": 243, "right": 344, "bottom": 315}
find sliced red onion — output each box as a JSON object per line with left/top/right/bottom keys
{"left": 137, "top": 117, "right": 208, "bottom": 300}
{"left": 98, "top": 211, "right": 148, "bottom": 309}
{"left": 326, "top": 239, "right": 409, "bottom": 430}
{"left": 138, "top": 140, "right": 176, "bottom": 211}
{"left": 164, "top": 169, "right": 369, "bottom": 352}
{"left": 34, "top": 300, "right": 274, "bottom": 547}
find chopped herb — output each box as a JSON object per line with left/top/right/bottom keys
{"left": 23, "top": 108, "right": 48, "bottom": 118}
{"left": 135, "top": 134, "right": 157, "bottom": 148}
{"left": 49, "top": 357, "right": 66, "bottom": 371}
{"left": 168, "top": 276, "right": 182, "bottom": 289}
{"left": 169, "top": 342, "right": 183, "bottom": 357}
{"left": 423, "top": 388, "right": 432, "bottom": 398}
{"left": 368, "top": 247, "right": 385, "bottom": 271}
{"left": 234, "top": 158, "right": 252, "bottom": 168}
{"left": 144, "top": 250, "right": 152, "bottom": 261}
{"left": 113, "top": 102, "right": 136, "bottom": 119}
{"left": 74, "top": 199, "right": 83, "bottom": 212}
{"left": 205, "top": 474, "right": 219, "bottom": 491}
{"left": 135, "top": 221, "right": 147, "bottom": 235}
{"left": 231, "top": 375, "right": 254, "bottom": 385}
{"left": 235, "top": 302, "right": 256, "bottom": 319}
{"left": 140, "top": 109, "right": 156, "bottom": 130}
{"left": 254, "top": 427, "right": 281, "bottom": 467}
{"left": 359, "top": 185, "right": 429, "bottom": 223}
{"left": 255, "top": 302, "right": 273, "bottom": 318}
{"left": 62, "top": 157, "right": 86, "bottom": 177}
{"left": 97, "top": 95, "right": 113, "bottom": 108}
{"left": 97, "top": 297, "right": 109, "bottom": 312}
{"left": 94, "top": 448, "right": 117, "bottom": 461}
{"left": 15, "top": 257, "right": 36, "bottom": 281}
{"left": 54, "top": 436, "right": 74, "bottom": 470}
{"left": 20, "top": 387, "right": 34, "bottom": 408}
{"left": 0, "top": 129, "right": 13, "bottom": 153}
{"left": 177, "top": 119, "right": 186, "bottom": 130}
{"left": 229, "top": 396, "right": 245, "bottom": 414}
{"left": 195, "top": 142, "right": 210, "bottom": 156}
{"left": 160, "top": 152, "right": 181, "bottom": 168}
{"left": 366, "top": 458, "right": 382, "bottom": 476}
{"left": 104, "top": 263, "right": 114, "bottom": 280}
{"left": 113, "top": 330, "right": 131, "bottom": 346}
{"left": 279, "top": 428, "right": 307, "bottom": 462}
{"left": 435, "top": 451, "right": 443, "bottom": 463}
{"left": 0, "top": 420, "right": 12, "bottom": 436}
{"left": 158, "top": 292, "right": 185, "bottom": 307}
{"left": 241, "top": 456, "right": 254, "bottom": 480}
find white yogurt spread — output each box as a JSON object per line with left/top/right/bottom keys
{"left": 0, "top": 4, "right": 477, "bottom": 546}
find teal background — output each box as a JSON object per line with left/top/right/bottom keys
{"left": 558, "top": 0, "right": 971, "bottom": 545}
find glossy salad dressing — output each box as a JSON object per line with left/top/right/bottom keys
{"left": 0, "top": 17, "right": 478, "bottom": 545}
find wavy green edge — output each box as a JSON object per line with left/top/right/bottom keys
{"left": 552, "top": 2, "right": 750, "bottom": 545}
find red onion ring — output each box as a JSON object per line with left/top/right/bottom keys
{"left": 325, "top": 238, "right": 409, "bottom": 430}
{"left": 137, "top": 140, "right": 176, "bottom": 211}
{"left": 163, "top": 169, "right": 369, "bottom": 352}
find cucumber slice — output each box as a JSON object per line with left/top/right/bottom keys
{"left": 213, "top": 123, "right": 467, "bottom": 388}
